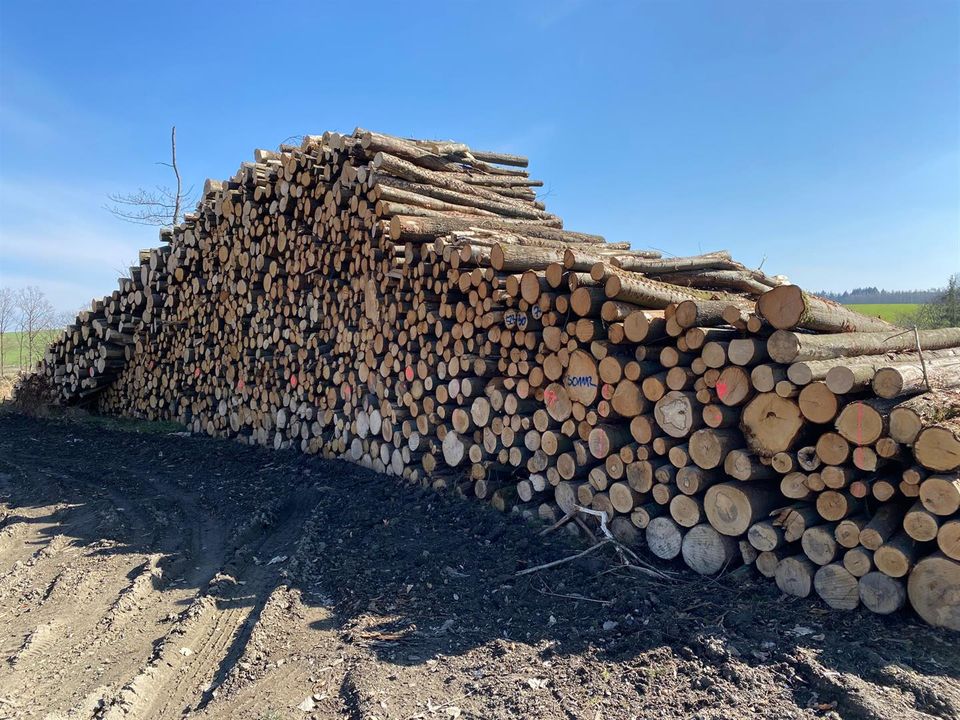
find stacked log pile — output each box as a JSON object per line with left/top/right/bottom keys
{"left": 36, "top": 129, "right": 960, "bottom": 630}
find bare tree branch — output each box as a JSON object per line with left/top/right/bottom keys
{"left": 15, "top": 286, "right": 56, "bottom": 371}
{"left": 106, "top": 126, "right": 195, "bottom": 228}
{"left": 0, "top": 287, "right": 16, "bottom": 376}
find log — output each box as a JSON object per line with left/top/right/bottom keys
{"left": 835, "top": 399, "right": 897, "bottom": 447}
{"left": 654, "top": 391, "right": 702, "bottom": 439}
{"left": 723, "top": 449, "right": 776, "bottom": 481}
{"left": 748, "top": 521, "right": 786, "bottom": 552}
{"left": 797, "top": 382, "right": 839, "bottom": 424}
{"left": 938, "top": 519, "right": 960, "bottom": 561}
{"left": 859, "top": 572, "right": 907, "bottom": 615}
{"left": 859, "top": 504, "right": 906, "bottom": 551}
{"left": 801, "top": 524, "right": 839, "bottom": 566}
{"left": 889, "top": 389, "right": 960, "bottom": 444}
{"left": 914, "top": 419, "right": 960, "bottom": 472}
{"left": 767, "top": 327, "right": 960, "bottom": 364}
{"left": 903, "top": 501, "right": 941, "bottom": 542}
{"left": 688, "top": 428, "right": 743, "bottom": 470}
{"left": 907, "top": 553, "right": 960, "bottom": 631}
{"left": 757, "top": 284, "right": 895, "bottom": 332}
{"left": 646, "top": 517, "right": 684, "bottom": 560}
{"left": 740, "top": 393, "right": 804, "bottom": 457}
{"left": 775, "top": 555, "right": 816, "bottom": 597}
{"left": 813, "top": 563, "right": 860, "bottom": 610}
{"left": 873, "top": 531, "right": 917, "bottom": 578}
{"left": 918, "top": 474, "right": 960, "bottom": 515}
{"left": 681, "top": 524, "right": 740, "bottom": 575}
{"left": 715, "top": 366, "right": 753, "bottom": 407}
{"left": 670, "top": 494, "right": 705, "bottom": 528}
{"left": 843, "top": 547, "right": 875, "bottom": 578}
{"left": 872, "top": 355, "right": 960, "bottom": 399}
{"left": 704, "top": 482, "right": 781, "bottom": 537}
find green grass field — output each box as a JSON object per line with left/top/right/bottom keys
{"left": 1, "top": 331, "right": 60, "bottom": 376}
{"left": 846, "top": 303, "right": 920, "bottom": 324}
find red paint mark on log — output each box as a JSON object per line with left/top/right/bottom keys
{"left": 716, "top": 381, "right": 727, "bottom": 399}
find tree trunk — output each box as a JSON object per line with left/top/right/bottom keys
{"left": 767, "top": 327, "right": 960, "bottom": 364}
{"left": 907, "top": 553, "right": 960, "bottom": 630}
{"left": 757, "top": 284, "right": 895, "bottom": 332}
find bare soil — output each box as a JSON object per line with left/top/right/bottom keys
{"left": 0, "top": 410, "right": 957, "bottom": 720}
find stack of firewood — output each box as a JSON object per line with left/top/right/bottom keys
{"left": 35, "top": 128, "right": 960, "bottom": 630}
{"left": 41, "top": 248, "right": 168, "bottom": 399}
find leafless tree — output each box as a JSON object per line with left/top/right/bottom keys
{"left": 0, "top": 287, "right": 16, "bottom": 376}
{"left": 16, "top": 286, "right": 56, "bottom": 371}
{"left": 106, "top": 126, "right": 195, "bottom": 227}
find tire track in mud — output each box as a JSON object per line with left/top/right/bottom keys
{"left": 83, "top": 489, "right": 321, "bottom": 719}
{"left": 3, "top": 414, "right": 958, "bottom": 720}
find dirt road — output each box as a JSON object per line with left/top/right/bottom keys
{"left": 0, "top": 410, "right": 957, "bottom": 719}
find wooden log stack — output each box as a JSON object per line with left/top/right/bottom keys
{"left": 33, "top": 128, "right": 960, "bottom": 630}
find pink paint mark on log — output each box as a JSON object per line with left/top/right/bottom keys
{"left": 716, "top": 381, "right": 728, "bottom": 399}
{"left": 856, "top": 402, "right": 864, "bottom": 446}
{"left": 405, "top": 366, "right": 414, "bottom": 382}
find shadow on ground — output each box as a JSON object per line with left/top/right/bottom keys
{"left": 0, "top": 410, "right": 957, "bottom": 719}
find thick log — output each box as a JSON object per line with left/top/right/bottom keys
{"left": 919, "top": 474, "right": 960, "bottom": 515}
{"left": 938, "top": 519, "right": 960, "bottom": 561}
{"left": 843, "top": 547, "right": 875, "bottom": 577}
{"left": 873, "top": 531, "right": 917, "bottom": 578}
{"left": 688, "top": 428, "right": 743, "bottom": 470}
{"left": 859, "top": 572, "right": 907, "bottom": 615}
{"left": 681, "top": 524, "right": 740, "bottom": 575}
{"left": 889, "top": 389, "right": 960, "bottom": 444}
{"left": 757, "top": 285, "right": 895, "bottom": 332}
{"left": 813, "top": 563, "right": 860, "bottom": 610}
{"left": 767, "top": 327, "right": 960, "bottom": 364}
{"left": 654, "top": 391, "right": 703, "bottom": 439}
{"left": 903, "top": 501, "right": 941, "bottom": 542}
{"left": 835, "top": 398, "right": 897, "bottom": 447}
{"left": 748, "top": 521, "right": 786, "bottom": 552}
{"left": 704, "top": 482, "right": 780, "bottom": 537}
{"left": 872, "top": 355, "right": 960, "bottom": 399}
{"left": 907, "top": 553, "right": 960, "bottom": 631}
{"left": 775, "top": 555, "right": 816, "bottom": 597}
{"left": 914, "top": 419, "right": 960, "bottom": 472}
{"left": 646, "top": 517, "right": 684, "bottom": 560}
{"left": 740, "top": 393, "right": 804, "bottom": 457}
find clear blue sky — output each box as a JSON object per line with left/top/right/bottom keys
{"left": 1, "top": 0, "right": 957, "bottom": 312}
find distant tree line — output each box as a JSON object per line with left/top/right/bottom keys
{"left": 0, "top": 286, "right": 71, "bottom": 377}
{"left": 818, "top": 286, "right": 943, "bottom": 304}
{"left": 900, "top": 275, "right": 960, "bottom": 330}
